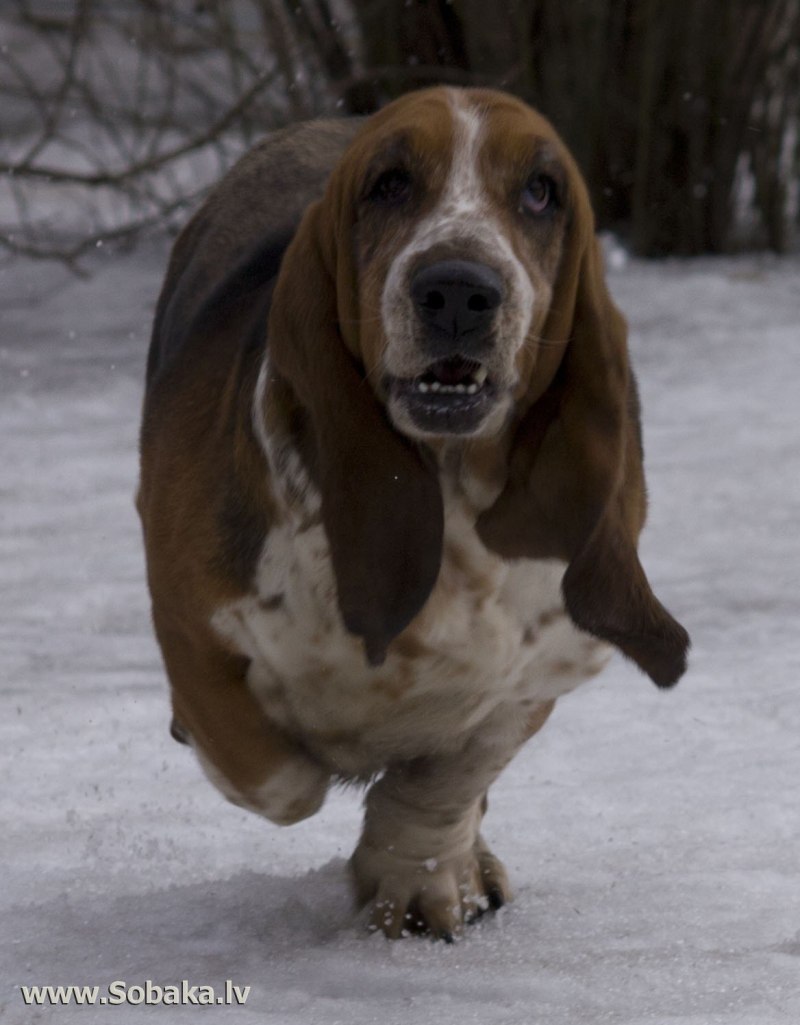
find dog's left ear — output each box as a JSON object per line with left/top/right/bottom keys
{"left": 477, "top": 179, "right": 689, "bottom": 687}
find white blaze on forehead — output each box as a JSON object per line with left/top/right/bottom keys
{"left": 407, "top": 90, "right": 492, "bottom": 245}
{"left": 441, "top": 89, "right": 487, "bottom": 218}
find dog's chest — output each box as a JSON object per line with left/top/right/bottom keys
{"left": 212, "top": 489, "right": 610, "bottom": 775}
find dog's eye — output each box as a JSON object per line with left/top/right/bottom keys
{"left": 521, "top": 174, "right": 556, "bottom": 216}
{"left": 368, "top": 168, "right": 413, "bottom": 206}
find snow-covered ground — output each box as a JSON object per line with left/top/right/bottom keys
{"left": 1, "top": 243, "right": 799, "bottom": 1024}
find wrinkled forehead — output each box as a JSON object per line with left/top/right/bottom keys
{"left": 342, "top": 87, "right": 568, "bottom": 195}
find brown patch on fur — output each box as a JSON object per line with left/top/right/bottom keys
{"left": 370, "top": 661, "right": 416, "bottom": 701}
{"left": 524, "top": 700, "right": 556, "bottom": 740}
{"left": 390, "top": 633, "right": 434, "bottom": 661}
{"left": 463, "top": 437, "right": 512, "bottom": 499}
{"left": 443, "top": 542, "right": 496, "bottom": 603}
{"left": 444, "top": 540, "right": 471, "bottom": 578}
{"left": 539, "top": 607, "right": 565, "bottom": 627}
{"left": 259, "top": 593, "right": 284, "bottom": 611}
{"left": 522, "top": 625, "right": 537, "bottom": 645}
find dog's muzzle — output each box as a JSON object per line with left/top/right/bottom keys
{"left": 386, "top": 260, "right": 506, "bottom": 436}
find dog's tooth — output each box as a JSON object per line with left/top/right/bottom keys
{"left": 417, "top": 380, "right": 429, "bottom": 393}
{"left": 466, "top": 383, "right": 478, "bottom": 394}
{"left": 429, "top": 381, "right": 441, "bottom": 392}
{"left": 454, "top": 384, "right": 466, "bottom": 393}
{"left": 473, "top": 366, "right": 488, "bottom": 386}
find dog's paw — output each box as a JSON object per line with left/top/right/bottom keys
{"left": 196, "top": 746, "right": 329, "bottom": 825}
{"left": 350, "top": 832, "right": 512, "bottom": 940}
{"left": 244, "top": 755, "right": 330, "bottom": 825}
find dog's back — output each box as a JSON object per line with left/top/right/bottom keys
{"left": 147, "top": 119, "right": 361, "bottom": 384}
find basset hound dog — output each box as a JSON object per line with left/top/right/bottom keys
{"left": 138, "top": 87, "right": 689, "bottom": 941}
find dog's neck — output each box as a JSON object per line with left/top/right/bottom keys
{"left": 427, "top": 433, "right": 512, "bottom": 518}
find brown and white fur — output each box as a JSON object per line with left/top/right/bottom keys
{"left": 138, "top": 88, "right": 689, "bottom": 941}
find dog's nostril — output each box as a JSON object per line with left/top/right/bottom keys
{"left": 467, "top": 294, "right": 490, "bottom": 313}
{"left": 422, "top": 290, "right": 446, "bottom": 311}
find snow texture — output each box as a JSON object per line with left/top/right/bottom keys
{"left": 1, "top": 243, "right": 799, "bottom": 1023}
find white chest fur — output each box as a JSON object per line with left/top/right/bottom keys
{"left": 211, "top": 471, "right": 611, "bottom": 778}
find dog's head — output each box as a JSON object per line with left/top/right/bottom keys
{"left": 267, "top": 87, "right": 689, "bottom": 684}
{"left": 352, "top": 88, "right": 573, "bottom": 441}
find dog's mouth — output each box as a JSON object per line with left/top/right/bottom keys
{"left": 387, "top": 356, "right": 496, "bottom": 435}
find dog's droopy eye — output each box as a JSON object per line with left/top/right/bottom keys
{"left": 368, "top": 168, "right": 413, "bottom": 206}
{"left": 521, "top": 174, "right": 557, "bottom": 216}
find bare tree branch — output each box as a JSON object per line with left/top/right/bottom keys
{"left": 0, "top": 0, "right": 354, "bottom": 271}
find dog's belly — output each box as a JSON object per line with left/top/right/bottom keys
{"left": 211, "top": 504, "right": 612, "bottom": 777}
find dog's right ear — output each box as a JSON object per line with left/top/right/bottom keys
{"left": 266, "top": 200, "right": 443, "bottom": 666}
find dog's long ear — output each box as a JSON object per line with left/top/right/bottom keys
{"left": 477, "top": 181, "right": 689, "bottom": 687}
{"left": 267, "top": 194, "right": 443, "bottom": 667}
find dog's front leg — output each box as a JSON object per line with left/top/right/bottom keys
{"left": 350, "top": 701, "right": 554, "bottom": 939}
{"left": 154, "top": 610, "right": 330, "bottom": 826}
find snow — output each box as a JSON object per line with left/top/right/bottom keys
{"left": 1, "top": 243, "right": 799, "bottom": 1023}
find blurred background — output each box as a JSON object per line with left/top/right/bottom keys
{"left": 1, "top": 0, "right": 798, "bottom": 271}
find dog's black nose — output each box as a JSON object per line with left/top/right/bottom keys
{"left": 411, "top": 260, "right": 504, "bottom": 351}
